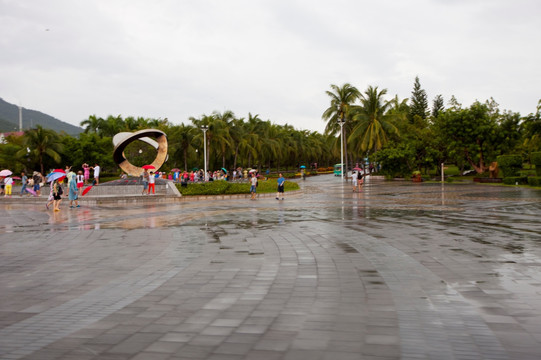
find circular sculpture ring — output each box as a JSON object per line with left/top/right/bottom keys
{"left": 112, "top": 129, "right": 168, "bottom": 177}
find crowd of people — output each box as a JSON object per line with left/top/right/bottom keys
{"left": 0, "top": 163, "right": 101, "bottom": 212}
{"left": 2, "top": 163, "right": 291, "bottom": 204}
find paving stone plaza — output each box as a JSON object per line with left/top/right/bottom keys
{"left": 1, "top": 175, "right": 540, "bottom": 360}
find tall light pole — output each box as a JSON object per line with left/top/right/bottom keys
{"left": 19, "top": 106, "right": 23, "bottom": 131}
{"left": 201, "top": 125, "right": 208, "bottom": 181}
{"left": 338, "top": 118, "right": 345, "bottom": 181}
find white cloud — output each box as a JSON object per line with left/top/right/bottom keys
{"left": 1, "top": 0, "right": 540, "bottom": 134}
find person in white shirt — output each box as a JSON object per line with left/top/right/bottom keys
{"left": 148, "top": 171, "right": 156, "bottom": 195}
{"left": 250, "top": 173, "right": 258, "bottom": 200}
{"left": 92, "top": 163, "right": 100, "bottom": 185}
{"left": 351, "top": 171, "right": 358, "bottom": 192}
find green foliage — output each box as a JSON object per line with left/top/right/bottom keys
{"left": 408, "top": 76, "right": 429, "bottom": 123}
{"left": 527, "top": 176, "right": 541, "bottom": 187}
{"left": 431, "top": 95, "right": 444, "bottom": 119}
{"left": 176, "top": 179, "right": 299, "bottom": 196}
{"left": 531, "top": 152, "right": 541, "bottom": 176}
{"left": 497, "top": 155, "right": 522, "bottom": 177}
{"left": 376, "top": 145, "right": 415, "bottom": 177}
{"left": 502, "top": 176, "right": 527, "bottom": 185}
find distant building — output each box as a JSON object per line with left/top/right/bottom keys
{"left": 0, "top": 131, "right": 24, "bottom": 144}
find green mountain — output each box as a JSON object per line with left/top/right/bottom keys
{"left": 0, "top": 97, "right": 82, "bottom": 135}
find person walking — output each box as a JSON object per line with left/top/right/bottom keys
{"left": 351, "top": 171, "right": 358, "bottom": 192}
{"left": 52, "top": 180, "right": 63, "bottom": 211}
{"left": 148, "top": 171, "right": 156, "bottom": 195}
{"left": 20, "top": 172, "right": 28, "bottom": 196}
{"left": 276, "top": 173, "right": 285, "bottom": 200}
{"left": 32, "top": 171, "right": 42, "bottom": 196}
{"left": 68, "top": 172, "right": 79, "bottom": 208}
{"left": 250, "top": 173, "right": 258, "bottom": 200}
{"left": 4, "top": 175, "right": 13, "bottom": 197}
{"left": 46, "top": 180, "right": 55, "bottom": 209}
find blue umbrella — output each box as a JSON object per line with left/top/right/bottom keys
{"left": 47, "top": 171, "right": 66, "bottom": 182}
{"left": 300, "top": 165, "right": 306, "bottom": 169}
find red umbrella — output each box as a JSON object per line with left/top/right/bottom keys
{"left": 142, "top": 165, "right": 155, "bottom": 170}
{"left": 82, "top": 185, "right": 93, "bottom": 196}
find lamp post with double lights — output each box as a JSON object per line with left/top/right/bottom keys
{"left": 201, "top": 125, "right": 208, "bottom": 181}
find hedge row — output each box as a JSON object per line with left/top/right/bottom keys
{"left": 527, "top": 176, "right": 541, "bottom": 187}
{"left": 497, "top": 155, "right": 522, "bottom": 177}
{"left": 176, "top": 179, "right": 299, "bottom": 196}
{"left": 502, "top": 176, "right": 528, "bottom": 185}
{"left": 532, "top": 152, "right": 541, "bottom": 176}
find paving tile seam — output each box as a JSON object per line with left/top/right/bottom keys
{"left": 0, "top": 227, "right": 206, "bottom": 359}
{"left": 336, "top": 222, "right": 512, "bottom": 360}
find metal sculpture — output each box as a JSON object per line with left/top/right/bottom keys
{"left": 112, "top": 129, "right": 168, "bottom": 177}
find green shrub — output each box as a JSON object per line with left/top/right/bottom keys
{"left": 502, "top": 176, "right": 528, "bottom": 185}
{"left": 176, "top": 179, "right": 299, "bottom": 196}
{"left": 527, "top": 176, "right": 541, "bottom": 187}
{"left": 497, "top": 155, "right": 522, "bottom": 177}
{"left": 532, "top": 152, "right": 541, "bottom": 176}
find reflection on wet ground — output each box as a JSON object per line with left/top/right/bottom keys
{"left": 1, "top": 175, "right": 541, "bottom": 359}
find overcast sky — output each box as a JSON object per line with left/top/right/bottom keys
{"left": 1, "top": 0, "right": 540, "bottom": 133}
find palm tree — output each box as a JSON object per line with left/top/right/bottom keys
{"left": 169, "top": 124, "right": 196, "bottom": 171}
{"left": 322, "top": 83, "right": 360, "bottom": 177}
{"left": 17, "top": 125, "right": 63, "bottom": 175}
{"left": 230, "top": 117, "right": 257, "bottom": 171}
{"left": 80, "top": 115, "right": 103, "bottom": 134}
{"left": 349, "top": 86, "right": 399, "bottom": 154}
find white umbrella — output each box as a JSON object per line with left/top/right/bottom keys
{"left": 249, "top": 169, "right": 257, "bottom": 173}
{"left": 0, "top": 169, "right": 12, "bottom": 177}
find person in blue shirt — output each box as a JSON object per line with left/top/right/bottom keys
{"left": 276, "top": 173, "right": 285, "bottom": 200}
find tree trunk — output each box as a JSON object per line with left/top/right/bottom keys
{"left": 343, "top": 125, "right": 349, "bottom": 180}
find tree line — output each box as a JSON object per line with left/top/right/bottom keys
{"left": 323, "top": 77, "right": 540, "bottom": 177}
{"left": 1, "top": 76, "right": 539, "bottom": 177}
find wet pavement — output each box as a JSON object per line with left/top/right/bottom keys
{"left": 1, "top": 174, "right": 540, "bottom": 360}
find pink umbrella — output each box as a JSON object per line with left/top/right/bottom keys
{"left": 0, "top": 169, "right": 12, "bottom": 176}
{"left": 12, "top": 176, "right": 21, "bottom": 180}
{"left": 25, "top": 188, "right": 37, "bottom": 196}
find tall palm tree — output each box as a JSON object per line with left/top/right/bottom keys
{"left": 17, "top": 125, "right": 63, "bottom": 175}
{"left": 169, "top": 123, "right": 196, "bottom": 171}
{"left": 322, "top": 83, "right": 360, "bottom": 177}
{"left": 230, "top": 117, "right": 257, "bottom": 171}
{"left": 349, "top": 86, "right": 399, "bottom": 154}
{"left": 211, "top": 111, "right": 234, "bottom": 169}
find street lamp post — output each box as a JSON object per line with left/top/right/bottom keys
{"left": 338, "top": 118, "right": 345, "bottom": 181}
{"left": 201, "top": 125, "right": 208, "bottom": 181}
